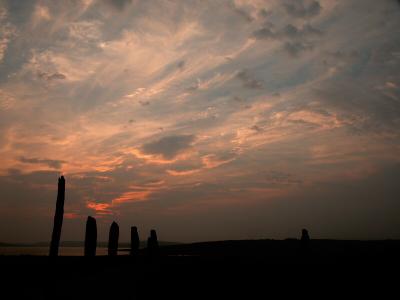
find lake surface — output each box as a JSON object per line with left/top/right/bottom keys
{"left": 0, "top": 246, "right": 111, "bottom": 256}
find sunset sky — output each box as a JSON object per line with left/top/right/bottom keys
{"left": 0, "top": 0, "right": 399, "bottom": 243}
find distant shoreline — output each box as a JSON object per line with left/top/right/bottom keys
{"left": 0, "top": 241, "right": 180, "bottom": 248}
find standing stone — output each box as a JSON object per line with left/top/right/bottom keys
{"left": 108, "top": 221, "right": 119, "bottom": 256}
{"left": 301, "top": 229, "right": 310, "bottom": 243}
{"left": 84, "top": 216, "right": 97, "bottom": 256}
{"left": 147, "top": 229, "right": 159, "bottom": 256}
{"left": 130, "top": 226, "right": 140, "bottom": 255}
{"left": 150, "top": 229, "right": 159, "bottom": 249}
{"left": 300, "top": 228, "right": 310, "bottom": 252}
{"left": 49, "top": 176, "right": 65, "bottom": 257}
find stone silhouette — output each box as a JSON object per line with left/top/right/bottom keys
{"left": 147, "top": 229, "right": 159, "bottom": 256}
{"left": 108, "top": 221, "right": 119, "bottom": 256}
{"left": 300, "top": 228, "right": 310, "bottom": 252}
{"left": 130, "top": 226, "right": 140, "bottom": 255}
{"left": 301, "top": 229, "right": 310, "bottom": 243}
{"left": 84, "top": 216, "right": 97, "bottom": 256}
{"left": 49, "top": 176, "right": 65, "bottom": 257}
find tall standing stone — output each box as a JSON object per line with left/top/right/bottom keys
{"left": 84, "top": 216, "right": 97, "bottom": 256}
{"left": 49, "top": 176, "right": 65, "bottom": 257}
{"left": 108, "top": 221, "right": 119, "bottom": 256}
{"left": 130, "top": 226, "right": 140, "bottom": 256}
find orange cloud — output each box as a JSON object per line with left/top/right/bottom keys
{"left": 64, "top": 212, "right": 80, "bottom": 219}
{"left": 202, "top": 154, "right": 236, "bottom": 169}
{"left": 86, "top": 201, "right": 112, "bottom": 214}
{"left": 127, "top": 148, "right": 180, "bottom": 165}
{"left": 112, "top": 190, "right": 152, "bottom": 205}
{"left": 112, "top": 181, "right": 165, "bottom": 205}
{"left": 166, "top": 169, "right": 201, "bottom": 176}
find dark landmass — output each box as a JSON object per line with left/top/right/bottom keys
{"left": 159, "top": 238, "right": 400, "bottom": 258}
{"left": 1, "top": 239, "right": 399, "bottom": 299}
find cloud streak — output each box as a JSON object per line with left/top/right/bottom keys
{"left": 18, "top": 157, "right": 66, "bottom": 169}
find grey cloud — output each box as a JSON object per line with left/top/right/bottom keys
{"left": 283, "top": 0, "right": 321, "bottom": 19}
{"left": 253, "top": 27, "right": 276, "bottom": 40}
{"left": 177, "top": 60, "right": 185, "bottom": 70}
{"left": 236, "top": 70, "right": 263, "bottom": 89}
{"left": 18, "top": 157, "right": 66, "bottom": 169}
{"left": 284, "top": 41, "right": 314, "bottom": 57}
{"left": 253, "top": 17, "right": 322, "bottom": 57}
{"left": 4, "top": 0, "right": 36, "bottom": 25}
{"left": 233, "top": 96, "right": 245, "bottom": 102}
{"left": 282, "top": 24, "right": 322, "bottom": 39}
{"left": 141, "top": 134, "right": 196, "bottom": 159}
{"left": 47, "top": 72, "right": 66, "bottom": 80}
{"left": 185, "top": 82, "right": 200, "bottom": 92}
{"left": 264, "top": 171, "right": 302, "bottom": 186}
{"left": 329, "top": 50, "right": 361, "bottom": 59}
{"left": 4, "top": 168, "right": 60, "bottom": 185}
{"left": 258, "top": 9, "right": 272, "bottom": 19}
{"left": 230, "top": 3, "right": 254, "bottom": 23}
{"left": 166, "top": 160, "right": 203, "bottom": 174}
{"left": 287, "top": 119, "right": 320, "bottom": 129}
{"left": 250, "top": 125, "right": 263, "bottom": 133}
{"left": 37, "top": 71, "right": 66, "bottom": 81}
{"left": 102, "top": 0, "right": 132, "bottom": 10}
{"left": 138, "top": 100, "right": 150, "bottom": 106}
{"left": 253, "top": 23, "right": 322, "bottom": 40}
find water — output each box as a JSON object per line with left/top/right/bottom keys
{"left": 0, "top": 246, "right": 110, "bottom": 256}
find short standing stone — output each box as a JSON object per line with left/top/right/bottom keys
{"left": 108, "top": 221, "right": 119, "bottom": 256}
{"left": 84, "top": 216, "right": 97, "bottom": 256}
{"left": 130, "top": 226, "right": 140, "bottom": 255}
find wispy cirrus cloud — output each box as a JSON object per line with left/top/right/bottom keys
{"left": 18, "top": 156, "right": 66, "bottom": 169}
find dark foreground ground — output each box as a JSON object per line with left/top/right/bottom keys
{"left": 1, "top": 239, "right": 399, "bottom": 299}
